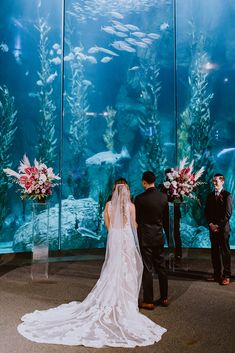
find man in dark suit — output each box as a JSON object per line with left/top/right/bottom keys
{"left": 135, "top": 171, "right": 169, "bottom": 309}
{"left": 205, "top": 173, "right": 233, "bottom": 285}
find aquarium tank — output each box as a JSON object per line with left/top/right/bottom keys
{"left": 0, "top": 0, "right": 234, "bottom": 254}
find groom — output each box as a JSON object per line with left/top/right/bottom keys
{"left": 135, "top": 171, "right": 169, "bottom": 309}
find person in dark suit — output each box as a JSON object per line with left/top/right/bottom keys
{"left": 135, "top": 171, "right": 169, "bottom": 309}
{"left": 205, "top": 173, "right": 233, "bottom": 285}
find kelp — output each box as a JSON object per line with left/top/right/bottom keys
{"left": 35, "top": 18, "right": 57, "bottom": 166}
{"left": 0, "top": 85, "right": 17, "bottom": 233}
{"left": 137, "top": 60, "right": 166, "bottom": 184}
{"left": 178, "top": 29, "right": 215, "bottom": 225}
{"left": 65, "top": 27, "right": 90, "bottom": 198}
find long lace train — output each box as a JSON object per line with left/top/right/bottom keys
{"left": 18, "top": 201, "right": 166, "bottom": 347}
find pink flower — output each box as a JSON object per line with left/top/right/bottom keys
{"left": 4, "top": 155, "right": 60, "bottom": 201}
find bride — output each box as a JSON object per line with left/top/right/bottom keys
{"left": 18, "top": 179, "right": 167, "bottom": 347}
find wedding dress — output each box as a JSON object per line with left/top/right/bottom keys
{"left": 18, "top": 184, "right": 167, "bottom": 347}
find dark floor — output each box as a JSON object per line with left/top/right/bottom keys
{"left": 0, "top": 249, "right": 235, "bottom": 353}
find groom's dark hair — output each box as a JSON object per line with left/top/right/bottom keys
{"left": 142, "top": 171, "right": 156, "bottom": 184}
{"left": 213, "top": 173, "right": 225, "bottom": 181}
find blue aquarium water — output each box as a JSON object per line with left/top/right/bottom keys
{"left": 0, "top": 0, "right": 234, "bottom": 253}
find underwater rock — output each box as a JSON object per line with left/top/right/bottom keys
{"left": 180, "top": 223, "right": 210, "bottom": 248}
{"left": 13, "top": 197, "right": 106, "bottom": 252}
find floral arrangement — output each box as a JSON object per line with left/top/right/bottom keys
{"left": 162, "top": 158, "right": 204, "bottom": 202}
{"left": 3, "top": 155, "right": 60, "bottom": 202}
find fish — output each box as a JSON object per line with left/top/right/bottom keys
{"left": 49, "top": 50, "right": 54, "bottom": 56}
{"left": 164, "top": 142, "right": 175, "bottom": 146}
{"left": 113, "top": 24, "right": 129, "bottom": 33}
{"left": 134, "top": 41, "right": 148, "bottom": 48}
{"left": 46, "top": 72, "right": 57, "bottom": 84}
{"left": 76, "top": 52, "right": 87, "bottom": 60}
{"left": 50, "top": 57, "right": 61, "bottom": 65}
{"left": 160, "top": 22, "right": 169, "bottom": 31}
{"left": 110, "top": 11, "right": 124, "bottom": 19}
{"left": 100, "top": 56, "right": 113, "bottom": 63}
{"left": 217, "top": 148, "right": 235, "bottom": 157}
{"left": 57, "top": 49, "right": 62, "bottom": 55}
{"left": 142, "top": 37, "right": 153, "bottom": 44}
{"left": 36, "top": 80, "right": 43, "bottom": 86}
{"left": 52, "top": 43, "right": 60, "bottom": 50}
{"left": 147, "top": 33, "right": 160, "bottom": 39}
{"left": 86, "top": 55, "right": 97, "bottom": 64}
{"left": 115, "top": 31, "right": 128, "bottom": 38}
{"left": 101, "top": 26, "right": 116, "bottom": 34}
{"left": 28, "top": 92, "right": 39, "bottom": 98}
{"left": 128, "top": 66, "right": 140, "bottom": 71}
{"left": 64, "top": 52, "right": 75, "bottom": 61}
{"left": 82, "top": 80, "right": 92, "bottom": 86}
{"left": 111, "top": 41, "right": 136, "bottom": 53}
{"left": 125, "top": 24, "right": 140, "bottom": 31}
{"left": 74, "top": 46, "right": 83, "bottom": 54}
{"left": 125, "top": 38, "right": 139, "bottom": 45}
{"left": 25, "top": 70, "right": 29, "bottom": 76}
{"left": 132, "top": 31, "right": 146, "bottom": 38}
{"left": 97, "top": 47, "right": 119, "bottom": 56}
{"left": 0, "top": 42, "right": 9, "bottom": 52}
{"left": 86, "top": 147, "right": 130, "bottom": 166}
{"left": 88, "top": 46, "right": 100, "bottom": 54}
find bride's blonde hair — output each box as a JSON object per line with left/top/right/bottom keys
{"left": 111, "top": 178, "right": 130, "bottom": 227}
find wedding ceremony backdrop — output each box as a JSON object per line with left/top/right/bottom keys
{"left": 0, "top": 0, "right": 235, "bottom": 254}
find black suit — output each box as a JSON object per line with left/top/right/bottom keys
{"left": 135, "top": 187, "right": 169, "bottom": 303}
{"left": 205, "top": 189, "right": 232, "bottom": 279}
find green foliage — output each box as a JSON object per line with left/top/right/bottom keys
{"left": 35, "top": 18, "right": 57, "bottom": 166}
{"left": 0, "top": 85, "right": 17, "bottom": 232}
{"left": 177, "top": 108, "right": 191, "bottom": 162}
{"left": 178, "top": 31, "right": 215, "bottom": 225}
{"left": 65, "top": 28, "right": 90, "bottom": 197}
{"left": 137, "top": 62, "right": 166, "bottom": 184}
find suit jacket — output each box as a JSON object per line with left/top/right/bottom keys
{"left": 135, "top": 187, "right": 169, "bottom": 247}
{"left": 204, "top": 189, "right": 232, "bottom": 235}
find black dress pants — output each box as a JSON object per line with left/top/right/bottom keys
{"left": 210, "top": 233, "right": 231, "bottom": 278}
{"left": 140, "top": 244, "right": 168, "bottom": 303}
{"left": 174, "top": 206, "right": 182, "bottom": 258}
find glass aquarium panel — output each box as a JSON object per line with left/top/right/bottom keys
{"left": 176, "top": 0, "right": 235, "bottom": 249}
{"left": 1, "top": 0, "right": 234, "bottom": 254}
{"left": 61, "top": 0, "right": 175, "bottom": 250}
{"left": 0, "top": 0, "right": 62, "bottom": 253}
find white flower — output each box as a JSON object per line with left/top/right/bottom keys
{"left": 39, "top": 173, "right": 47, "bottom": 182}
{"left": 172, "top": 181, "right": 177, "bottom": 188}
{"left": 163, "top": 181, "right": 171, "bottom": 188}
{"left": 41, "top": 189, "right": 46, "bottom": 193}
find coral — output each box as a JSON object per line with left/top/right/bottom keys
{"left": 35, "top": 18, "right": 57, "bottom": 166}
{"left": 103, "top": 106, "right": 117, "bottom": 151}
{"left": 0, "top": 85, "right": 17, "bottom": 232}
